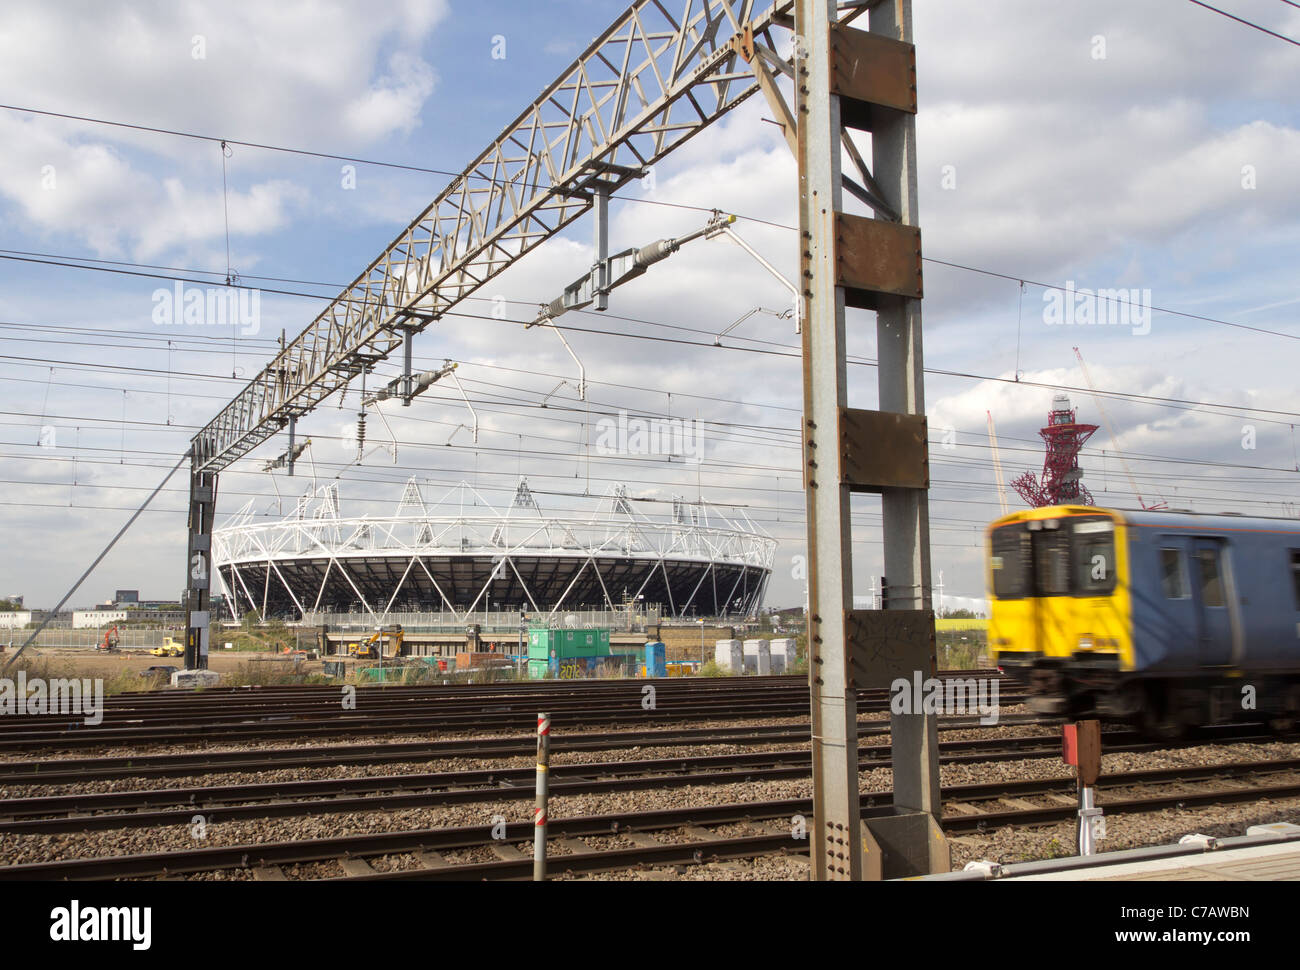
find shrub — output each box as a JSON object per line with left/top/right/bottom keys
{"left": 699, "top": 659, "right": 725, "bottom": 678}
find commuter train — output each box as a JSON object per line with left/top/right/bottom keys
{"left": 987, "top": 505, "right": 1300, "bottom": 737}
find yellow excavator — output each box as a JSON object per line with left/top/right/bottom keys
{"left": 346, "top": 625, "right": 403, "bottom": 661}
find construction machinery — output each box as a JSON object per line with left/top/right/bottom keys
{"left": 150, "top": 636, "right": 184, "bottom": 658}
{"left": 97, "top": 625, "right": 120, "bottom": 652}
{"left": 346, "top": 626, "right": 404, "bottom": 661}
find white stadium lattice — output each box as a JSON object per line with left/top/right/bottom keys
{"left": 213, "top": 479, "right": 777, "bottom": 621}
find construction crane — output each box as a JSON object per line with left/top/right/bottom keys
{"left": 986, "top": 411, "right": 1010, "bottom": 516}
{"left": 1072, "top": 347, "right": 1166, "bottom": 510}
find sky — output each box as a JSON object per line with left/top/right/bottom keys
{"left": 1, "top": 0, "right": 1298, "bottom": 613}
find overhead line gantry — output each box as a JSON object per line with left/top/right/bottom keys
{"left": 184, "top": 0, "right": 941, "bottom": 880}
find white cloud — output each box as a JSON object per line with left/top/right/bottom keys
{"left": 0, "top": 0, "right": 448, "bottom": 259}
{"left": 342, "top": 51, "right": 437, "bottom": 141}
{"left": 4, "top": 0, "right": 1300, "bottom": 609}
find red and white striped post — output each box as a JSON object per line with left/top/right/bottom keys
{"left": 534, "top": 712, "right": 550, "bottom": 881}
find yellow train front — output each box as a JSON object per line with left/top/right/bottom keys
{"left": 988, "top": 504, "right": 1300, "bottom": 736}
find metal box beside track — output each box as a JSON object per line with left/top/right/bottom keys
{"left": 528, "top": 628, "right": 610, "bottom": 660}
{"left": 527, "top": 628, "right": 611, "bottom": 678}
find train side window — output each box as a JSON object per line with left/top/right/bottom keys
{"left": 1160, "top": 548, "right": 1189, "bottom": 599}
{"left": 1194, "top": 548, "right": 1225, "bottom": 608}
{"left": 1291, "top": 551, "right": 1300, "bottom": 610}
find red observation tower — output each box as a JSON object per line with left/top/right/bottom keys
{"left": 1010, "top": 394, "right": 1099, "bottom": 507}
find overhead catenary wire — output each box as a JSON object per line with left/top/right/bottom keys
{"left": 3, "top": 241, "right": 1296, "bottom": 344}
{"left": 4, "top": 428, "right": 1298, "bottom": 518}
{"left": 2, "top": 309, "right": 1300, "bottom": 481}
{"left": 3, "top": 70, "right": 1297, "bottom": 607}
{"left": 5, "top": 331, "right": 1300, "bottom": 453}
{"left": 4, "top": 291, "right": 1300, "bottom": 422}
{"left": 9, "top": 398, "right": 1300, "bottom": 483}
{"left": 219, "top": 140, "right": 238, "bottom": 377}
{"left": 6, "top": 349, "right": 1300, "bottom": 516}
{"left": 0, "top": 101, "right": 810, "bottom": 239}
{"left": 0, "top": 450, "right": 189, "bottom": 672}
{"left": 1184, "top": 0, "right": 1300, "bottom": 46}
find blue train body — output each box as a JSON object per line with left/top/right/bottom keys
{"left": 989, "top": 506, "right": 1300, "bottom": 735}
{"left": 1124, "top": 509, "right": 1300, "bottom": 675}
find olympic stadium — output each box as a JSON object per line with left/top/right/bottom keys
{"left": 213, "top": 479, "right": 777, "bottom": 621}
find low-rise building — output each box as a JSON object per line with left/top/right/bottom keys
{"left": 73, "top": 610, "right": 128, "bottom": 629}
{"left": 0, "top": 611, "right": 32, "bottom": 630}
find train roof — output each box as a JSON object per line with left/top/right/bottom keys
{"left": 1115, "top": 507, "right": 1300, "bottom": 535}
{"left": 989, "top": 505, "right": 1300, "bottom": 536}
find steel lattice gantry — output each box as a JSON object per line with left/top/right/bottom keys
{"left": 184, "top": 0, "right": 794, "bottom": 667}
{"left": 189, "top": 0, "right": 801, "bottom": 474}
{"left": 183, "top": 0, "right": 942, "bottom": 879}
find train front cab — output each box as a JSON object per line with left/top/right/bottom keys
{"left": 987, "top": 506, "right": 1132, "bottom": 715}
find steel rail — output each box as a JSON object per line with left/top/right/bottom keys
{"left": 0, "top": 696, "right": 1033, "bottom": 751}
{"left": 3, "top": 730, "right": 1288, "bottom": 836}
{"left": 0, "top": 713, "right": 1060, "bottom": 785}
{"left": 0, "top": 670, "right": 1019, "bottom": 723}
{"left": 0, "top": 733, "right": 1100, "bottom": 831}
{"left": 0, "top": 679, "right": 986, "bottom": 725}
{"left": 6, "top": 757, "right": 1300, "bottom": 880}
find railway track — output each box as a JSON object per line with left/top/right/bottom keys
{"left": 0, "top": 713, "right": 1060, "bottom": 786}
{"left": 5, "top": 757, "right": 1298, "bottom": 881}
{"left": 0, "top": 732, "right": 1079, "bottom": 835}
{"left": 0, "top": 671, "right": 1028, "bottom": 751}
{"left": 0, "top": 724, "right": 1286, "bottom": 836}
{"left": 4, "top": 670, "right": 1012, "bottom": 723}
{"left": 1, "top": 677, "right": 820, "bottom": 727}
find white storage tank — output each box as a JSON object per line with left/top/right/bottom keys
{"left": 714, "top": 639, "right": 743, "bottom": 673}
{"left": 769, "top": 638, "right": 796, "bottom": 673}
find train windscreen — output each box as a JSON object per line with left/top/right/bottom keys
{"left": 1033, "top": 528, "right": 1071, "bottom": 596}
{"left": 991, "top": 524, "right": 1031, "bottom": 599}
{"left": 990, "top": 515, "right": 1116, "bottom": 599}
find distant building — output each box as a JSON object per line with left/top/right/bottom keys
{"left": 73, "top": 610, "right": 128, "bottom": 629}
{"left": 0, "top": 612, "right": 32, "bottom": 630}
{"left": 95, "top": 591, "right": 184, "bottom": 613}
{"left": 28, "top": 610, "right": 70, "bottom": 628}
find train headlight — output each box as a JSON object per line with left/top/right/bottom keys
{"left": 1078, "top": 637, "right": 1094, "bottom": 651}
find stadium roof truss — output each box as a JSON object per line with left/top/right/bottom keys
{"left": 214, "top": 479, "right": 776, "bottom": 621}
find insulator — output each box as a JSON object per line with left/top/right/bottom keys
{"left": 634, "top": 239, "right": 676, "bottom": 269}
